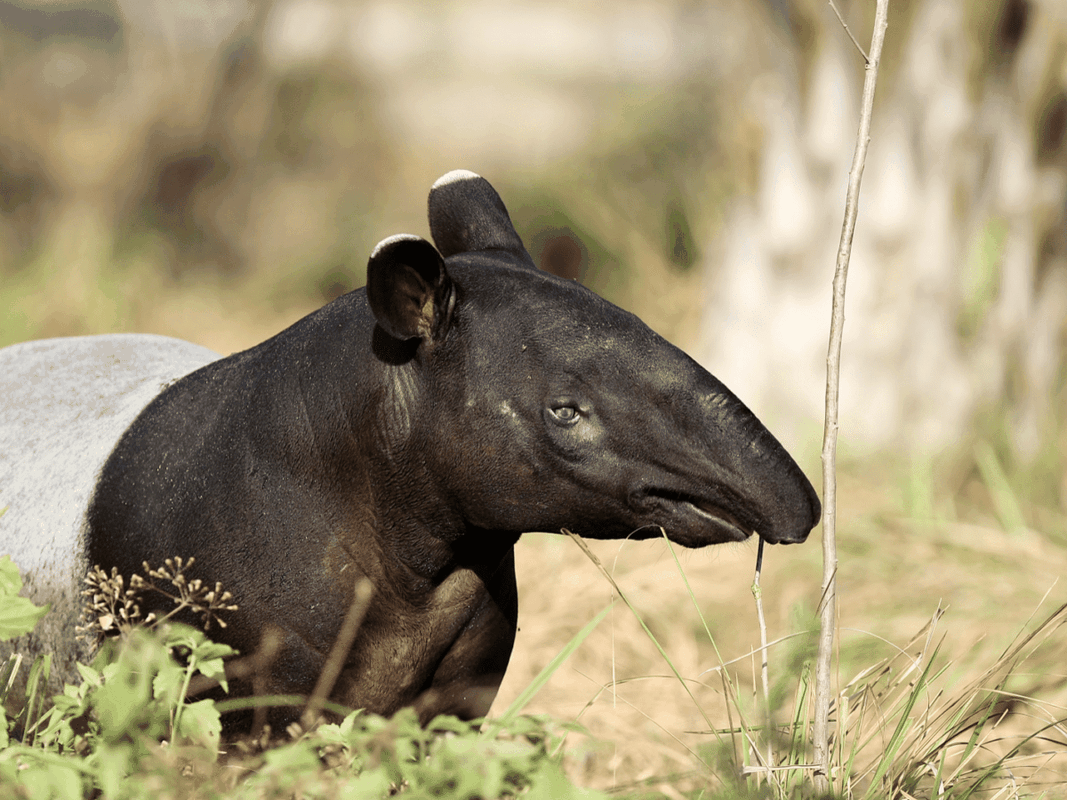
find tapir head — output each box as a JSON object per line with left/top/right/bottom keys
{"left": 366, "top": 170, "right": 820, "bottom": 547}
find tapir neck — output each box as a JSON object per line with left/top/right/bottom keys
{"left": 250, "top": 292, "right": 507, "bottom": 596}
{"left": 86, "top": 289, "right": 521, "bottom": 725}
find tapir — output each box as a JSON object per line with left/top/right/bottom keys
{"left": 0, "top": 170, "right": 820, "bottom": 730}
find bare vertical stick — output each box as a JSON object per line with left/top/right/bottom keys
{"left": 813, "top": 0, "right": 890, "bottom": 793}
{"left": 301, "top": 577, "right": 374, "bottom": 730}
{"left": 752, "top": 538, "right": 773, "bottom": 782}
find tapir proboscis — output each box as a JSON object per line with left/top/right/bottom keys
{"left": 0, "top": 170, "right": 820, "bottom": 731}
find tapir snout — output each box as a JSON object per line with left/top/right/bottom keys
{"left": 681, "top": 374, "right": 822, "bottom": 546}
{"left": 499, "top": 310, "right": 822, "bottom": 550}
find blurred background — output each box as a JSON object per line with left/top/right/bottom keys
{"left": 2, "top": 0, "right": 1066, "bottom": 790}
{"left": 2, "top": 0, "right": 1066, "bottom": 464}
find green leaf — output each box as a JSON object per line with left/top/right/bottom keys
{"left": 193, "top": 654, "right": 228, "bottom": 688}
{"left": 346, "top": 768, "right": 394, "bottom": 797}
{"left": 176, "top": 699, "right": 221, "bottom": 752}
{"left": 0, "top": 556, "right": 22, "bottom": 597}
{"left": 92, "top": 742, "right": 133, "bottom": 799}
{"left": 0, "top": 596, "right": 50, "bottom": 642}
{"left": 190, "top": 641, "right": 238, "bottom": 663}
{"left": 74, "top": 661, "right": 102, "bottom": 689}
{"left": 524, "top": 759, "right": 605, "bottom": 800}
{"left": 339, "top": 709, "right": 363, "bottom": 737}
{"left": 16, "top": 756, "right": 83, "bottom": 800}
{"left": 94, "top": 643, "right": 162, "bottom": 743}
{"left": 0, "top": 557, "right": 49, "bottom": 641}
{"left": 261, "top": 738, "right": 322, "bottom": 776}
{"left": 160, "top": 622, "right": 205, "bottom": 652}
{"left": 151, "top": 657, "right": 185, "bottom": 705}
{"left": 35, "top": 690, "right": 91, "bottom": 752}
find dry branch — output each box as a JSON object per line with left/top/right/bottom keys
{"left": 752, "top": 538, "right": 773, "bottom": 781}
{"left": 301, "top": 577, "right": 374, "bottom": 730}
{"left": 813, "top": 0, "right": 891, "bottom": 793}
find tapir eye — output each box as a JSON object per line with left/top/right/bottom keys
{"left": 547, "top": 403, "right": 581, "bottom": 426}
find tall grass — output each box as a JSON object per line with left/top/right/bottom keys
{"left": 557, "top": 522, "right": 1067, "bottom": 799}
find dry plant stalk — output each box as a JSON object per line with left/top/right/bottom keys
{"left": 752, "top": 539, "right": 773, "bottom": 780}
{"left": 300, "top": 577, "right": 374, "bottom": 731}
{"left": 79, "top": 556, "right": 238, "bottom": 640}
{"left": 814, "top": 0, "right": 890, "bottom": 793}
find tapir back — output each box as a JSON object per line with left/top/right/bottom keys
{"left": 0, "top": 334, "right": 220, "bottom": 688}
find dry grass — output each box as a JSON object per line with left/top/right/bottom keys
{"left": 487, "top": 468, "right": 1067, "bottom": 797}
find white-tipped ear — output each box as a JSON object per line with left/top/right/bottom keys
{"left": 427, "top": 170, "right": 535, "bottom": 267}
{"left": 431, "top": 169, "right": 481, "bottom": 190}
{"left": 366, "top": 235, "right": 452, "bottom": 341}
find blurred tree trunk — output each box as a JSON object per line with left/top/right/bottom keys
{"left": 697, "top": 0, "right": 1067, "bottom": 488}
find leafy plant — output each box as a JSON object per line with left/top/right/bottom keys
{"left": 0, "top": 554, "right": 52, "bottom": 748}
{"left": 0, "top": 555, "right": 607, "bottom": 798}
{"left": 0, "top": 554, "right": 50, "bottom": 643}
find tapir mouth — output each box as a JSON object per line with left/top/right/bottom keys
{"left": 635, "top": 488, "right": 757, "bottom": 544}
{"left": 685, "top": 497, "right": 754, "bottom": 540}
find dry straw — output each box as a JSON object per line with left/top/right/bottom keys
{"left": 814, "top": 0, "right": 891, "bottom": 791}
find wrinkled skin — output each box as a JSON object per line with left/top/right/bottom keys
{"left": 4, "top": 171, "right": 819, "bottom": 732}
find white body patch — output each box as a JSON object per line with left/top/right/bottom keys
{"left": 0, "top": 334, "right": 220, "bottom": 686}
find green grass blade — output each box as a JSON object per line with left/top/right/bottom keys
{"left": 788, "top": 666, "right": 810, "bottom": 765}
{"left": 566, "top": 531, "right": 718, "bottom": 734}
{"left": 660, "top": 530, "right": 723, "bottom": 665}
{"left": 660, "top": 530, "right": 746, "bottom": 762}
{"left": 491, "top": 599, "right": 614, "bottom": 729}
{"left": 974, "top": 441, "right": 1027, "bottom": 533}
{"left": 861, "top": 644, "right": 943, "bottom": 800}
{"left": 22, "top": 653, "right": 51, "bottom": 747}
{"left": 0, "top": 653, "right": 22, "bottom": 706}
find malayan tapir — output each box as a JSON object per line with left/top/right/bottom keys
{"left": 0, "top": 170, "right": 820, "bottom": 730}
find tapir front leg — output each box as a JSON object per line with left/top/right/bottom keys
{"left": 411, "top": 550, "right": 519, "bottom": 723}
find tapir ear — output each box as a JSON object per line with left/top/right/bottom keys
{"left": 366, "top": 234, "right": 453, "bottom": 342}
{"left": 427, "top": 169, "right": 536, "bottom": 267}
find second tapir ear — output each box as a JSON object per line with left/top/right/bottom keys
{"left": 427, "top": 169, "right": 536, "bottom": 267}
{"left": 366, "top": 234, "right": 453, "bottom": 342}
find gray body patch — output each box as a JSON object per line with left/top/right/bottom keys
{"left": 0, "top": 334, "right": 220, "bottom": 688}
